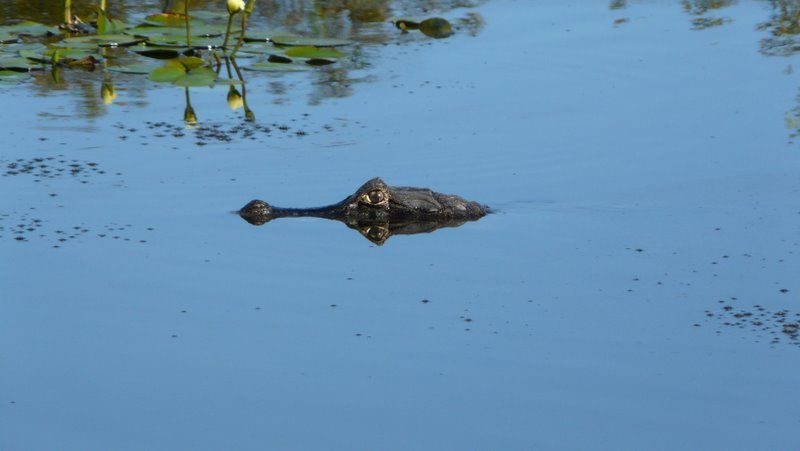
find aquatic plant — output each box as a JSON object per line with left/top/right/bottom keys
{"left": 222, "top": 0, "right": 244, "bottom": 50}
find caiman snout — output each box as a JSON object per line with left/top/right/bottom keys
{"left": 239, "top": 199, "right": 273, "bottom": 225}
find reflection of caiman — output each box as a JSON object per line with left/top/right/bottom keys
{"left": 239, "top": 177, "right": 490, "bottom": 245}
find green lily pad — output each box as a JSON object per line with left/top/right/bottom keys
{"left": 0, "top": 70, "right": 28, "bottom": 83}
{"left": 243, "top": 62, "right": 310, "bottom": 72}
{"left": 19, "top": 47, "right": 101, "bottom": 65}
{"left": 148, "top": 59, "right": 187, "bottom": 82}
{"left": 97, "top": 8, "right": 128, "bottom": 35}
{"left": 179, "top": 55, "right": 206, "bottom": 70}
{"left": 0, "top": 43, "right": 47, "bottom": 55}
{"left": 143, "top": 13, "right": 192, "bottom": 27}
{"left": 268, "top": 35, "right": 351, "bottom": 47}
{"left": 107, "top": 62, "right": 156, "bottom": 74}
{"left": 147, "top": 35, "right": 224, "bottom": 48}
{"left": 172, "top": 67, "right": 219, "bottom": 87}
{"left": 48, "top": 39, "right": 99, "bottom": 50}
{"left": 284, "top": 46, "right": 344, "bottom": 59}
{"left": 419, "top": 18, "right": 453, "bottom": 38}
{"left": 64, "top": 34, "right": 144, "bottom": 47}
{"left": 0, "top": 56, "right": 36, "bottom": 71}
{"left": 0, "top": 33, "right": 19, "bottom": 44}
{"left": 0, "top": 21, "right": 59, "bottom": 37}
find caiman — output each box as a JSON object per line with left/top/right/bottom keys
{"left": 239, "top": 177, "right": 489, "bottom": 245}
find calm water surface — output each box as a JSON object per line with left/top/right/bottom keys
{"left": 1, "top": 1, "right": 799, "bottom": 449}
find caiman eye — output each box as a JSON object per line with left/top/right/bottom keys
{"left": 359, "top": 189, "right": 388, "bottom": 206}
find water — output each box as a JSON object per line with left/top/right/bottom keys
{"left": 1, "top": 1, "right": 799, "bottom": 449}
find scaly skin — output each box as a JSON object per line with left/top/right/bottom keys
{"left": 239, "top": 177, "right": 489, "bottom": 244}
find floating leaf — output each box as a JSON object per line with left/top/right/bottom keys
{"left": 107, "top": 62, "right": 156, "bottom": 74}
{"left": 147, "top": 35, "right": 224, "bottom": 48}
{"left": 20, "top": 47, "right": 101, "bottom": 64}
{"left": 0, "top": 56, "right": 36, "bottom": 71}
{"left": 419, "top": 18, "right": 453, "bottom": 38}
{"left": 64, "top": 34, "right": 144, "bottom": 47}
{"left": 243, "top": 62, "right": 310, "bottom": 72}
{"left": 0, "top": 69, "right": 28, "bottom": 83}
{"left": 49, "top": 39, "right": 99, "bottom": 50}
{"left": 148, "top": 59, "right": 186, "bottom": 82}
{"left": 0, "top": 21, "right": 59, "bottom": 37}
{"left": 179, "top": 55, "right": 205, "bottom": 70}
{"left": 97, "top": 8, "right": 128, "bottom": 35}
{"left": 143, "top": 13, "right": 191, "bottom": 27}
{"left": 172, "top": 66, "right": 216, "bottom": 86}
{"left": 284, "top": 46, "right": 344, "bottom": 59}
{"left": 268, "top": 35, "right": 351, "bottom": 47}
{"left": 0, "top": 33, "right": 19, "bottom": 44}
{"left": 0, "top": 43, "right": 47, "bottom": 55}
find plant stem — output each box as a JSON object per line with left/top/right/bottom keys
{"left": 64, "top": 0, "right": 72, "bottom": 24}
{"left": 222, "top": 13, "right": 234, "bottom": 50}
{"left": 230, "top": 11, "right": 247, "bottom": 58}
{"left": 100, "top": 0, "right": 107, "bottom": 11}
{"left": 184, "top": 0, "right": 191, "bottom": 47}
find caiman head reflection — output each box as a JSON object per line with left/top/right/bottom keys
{"left": 239, "top": 177, "right": 490, "bottom": 245}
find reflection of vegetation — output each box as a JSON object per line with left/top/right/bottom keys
{"left": 0, "top": 0, "right": 485, "bottom": 120}
{"left": 680, "top": 0, "right": 736, "bottom": 16}
{"left": 609, "top": 0, "right": 736, "bottom": 29}
{"left": 758, "top": 0, "right": 800, "bottom": 56}
{"left": 680, "top": 0, "right": 736, "bottom": 30}
{"left": 609, "top": 0, "right": 627, "bottom": 10}
{"left": 691, "top": 16, "right": 730, "bottom": 30}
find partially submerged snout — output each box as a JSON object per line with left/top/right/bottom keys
{"left": 239, "top": 199, "right": 273, "bottom": 225}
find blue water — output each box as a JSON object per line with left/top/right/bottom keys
{"left": 1, "top": 1, "right": 799, "bottom": 449}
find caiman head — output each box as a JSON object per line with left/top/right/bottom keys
{"left": 239, "top": 178, "right": 393, "bottom": 225}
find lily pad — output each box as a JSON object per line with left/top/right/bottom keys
{"left": 107, "top": 62, "right": 156, "bottom": 74}
{"left": 21, "top": 47, "right": 100, "bottom": 63}
{"left": 0, "top": 21, "right": 59, "bottom": 37}
{"left": 97, "top": 8, "right": 128, "bottom": 35}
{"left": 268, "top": 35, "right": 351, "bottom": 47}
{"left": 0, "top": 70, "right": 28, "bottom": 84}
{"left": 172, "top": 67, "right": 229, "bottom": 87}
{"left": 147, "top": 35, "right": 224, "bottom": 49}
{"left": 0, "top": 33, "right": 19, "bottom": 44}
{"left": 64, "top": 34, "right": 145, "bottom": 47}
{"left": 419, "top": 18, "right": 453, "bottom": 38}
{"left": 243, "top": 62, "right": 310, "bottom": 72}
{"left": 0, "top": 56, "right": 36, "bottom": 71}
{"left": 179, "top": 55, "right": 206, "bottom": 70}
{"left": 284, "top": 46, "right": 344, "bottom": 59}
{"left": 143, "top": 13, "right": 192, "bottom": 27}
{"left": 148, "top": 59, "right": 187, "bottom": 82}
{"left": 0, "top": 43, "right": 47, "bottom": 55}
